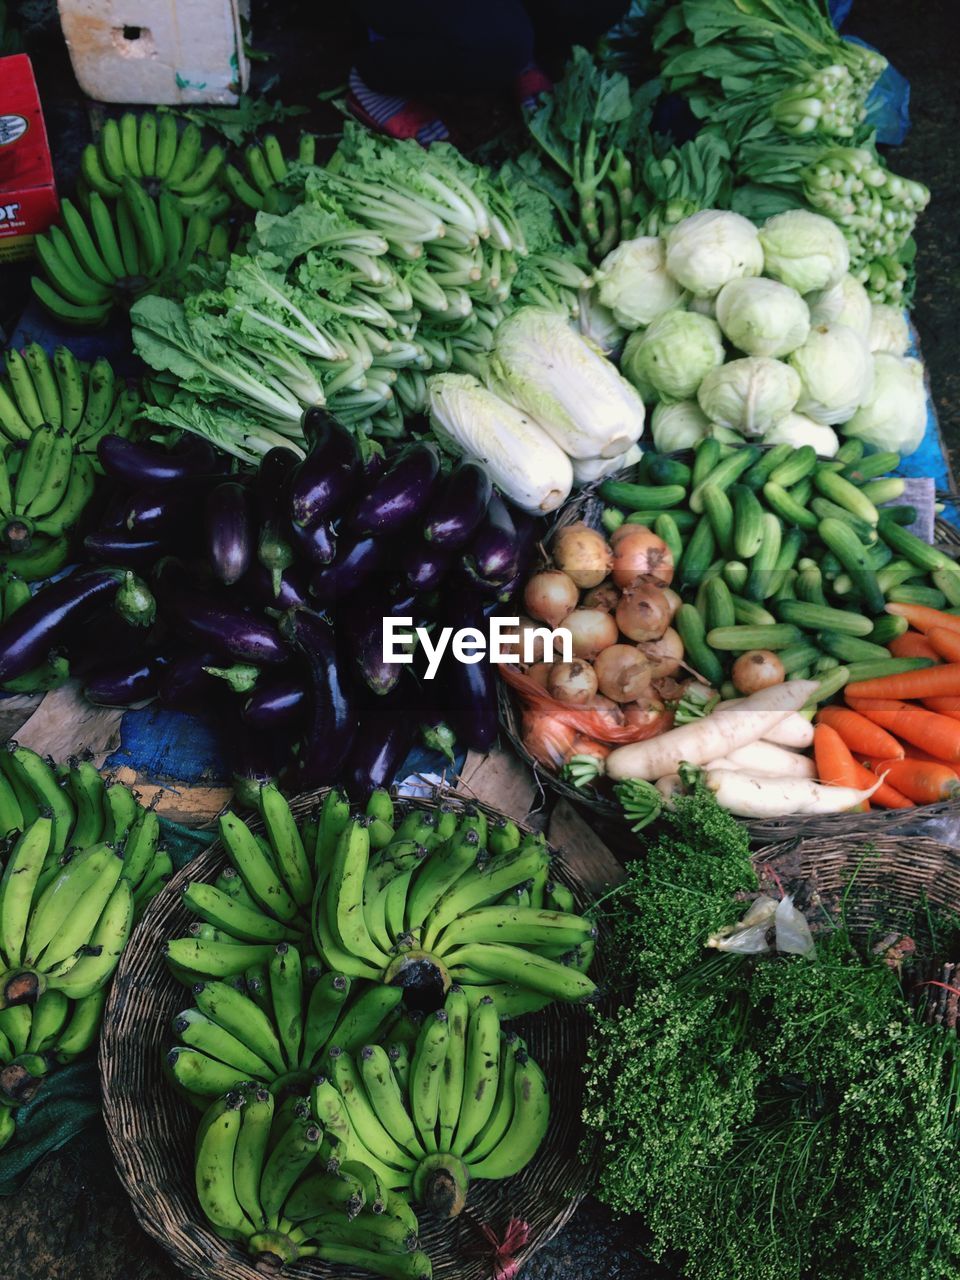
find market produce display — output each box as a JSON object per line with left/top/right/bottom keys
{"left": 0, "top": 749, "right": 168, "bottom": 1146}
{"left": 222, "top": 132, "right": 318, "bottom": 213}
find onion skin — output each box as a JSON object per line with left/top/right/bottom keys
{"left": 561, "top": 608, "right": 619, "bottom": 661}
{"left": 551, "top": 522, "right": 613, "bottom": 589}
{"left": 616, "top": 583, "right": 672, "bottom": 642}
{"left": 523, "top": 570, "right": 580, "bottom": 629}
{"left": 623, "top": 696, "right": 668, "bottom": 729}
{"left": 639, "top": 626, "right": 683, "bottom": 680}
{"left": 611, "top": 528, "right": 674, "bottom": 588}
{"left": 526, "top": 662, "right": 552, "bottom": 689}
{"left": 594, "top": 644, "right": 654, "bottom": 703}
{"left": 547, "top": 659, "right": 599, "bottom": 705}
{"left": 581, "top": 580, "right": 620, "bottom": 613}
{"left": 661, "top": 587, "right": 682, "bottom": 621}
{"left": 732, "top": 649, "right": 786, "bottom": 694}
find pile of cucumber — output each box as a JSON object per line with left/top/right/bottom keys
{"left": 600, "top": 438, "right": 958, "bottom": 703}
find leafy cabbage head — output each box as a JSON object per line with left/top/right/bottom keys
{"left": 788, "top": 322, "right": 874, "bottom": 425}
{"left": 621, "top": 310, "right": 725, "bottom": 402}
{"left": 664, "top": 210, "right": 764, "bottom": 298}
{"left": 697, "top": 356, "right": 801, "bottom": 437}
{"left": 650, "top": 400, "right": 711, "bottom": 452}
{"left": 842, "top": 354, "right": 927, "bottom": 456}
{"left": 715, "top": 277, "right": 810, "bottom": 357}
{"left": 868, "top": 303, "right": 910, "bottom": 356}
{"left": 596, "top": 236, "right": 687, "bottom": 330}
{"left": 763, "top": 412, "right": 840, "bottom": 457}
{"left": 806, "top": 274, "right": 872, "bottom": 339}
{"left": 759, "top": 210, "right": 850, "bottom": 293}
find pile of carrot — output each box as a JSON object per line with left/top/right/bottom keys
{"left": 813, "top": 603, "right": 960, "bottom": 809}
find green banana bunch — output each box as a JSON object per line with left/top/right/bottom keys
{"left": 0, "top": 344, "right": 140, "bottom": 457}
{"left": 222, "top": 133, "right": 316, "bottom": 214}
{"left": 30, "top": 179, "right": 225, "bottom": 328}
{"left": 80, "top": 112, "right": 228, "bottom": 215}
{"left": 191, "top": 1084, "right": 431, "bottom": 1277}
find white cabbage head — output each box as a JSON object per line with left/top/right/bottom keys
{"left": 664, "top": 210, "right": 764, "bottom": 298}
{"left": 868, "top": 303, "right": 911, "bottom": 356}
{"left": 788, "top": 322, "right": 874, "bottom": 425}
{"left": 650, "top": 400, "right": 711, "bottom": 453}
{"left": 760, "top": 210, "right": 850, "bottom": 293}
{"left": 842, "top": 354, "right": 927, "bottom": 456}
{"left": 621, "top": 310, "right": 725, "bottom": 402}
{"left": 715, "top": 277, "right": 810, "bottom": 357}
{"left": 697, "top": 356, "right": 801, "bottom": 437}
{"left": 763, "top": 412, "right": 840, "bottom": 457}
{"left": 806, "top": 273, "right": 872, "bottom": 339}
{"left": 596, "top": 236, "right": 686, "bottom": 329}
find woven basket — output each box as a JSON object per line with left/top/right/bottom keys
{"left": 100, "top": 786, "right": 603, "bottom": 1280}
{"left": 498, "top": 475, "right": 960, "bottom": 844}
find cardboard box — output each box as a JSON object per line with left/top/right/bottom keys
{"left": 0, "top": 54, "right": 59, "bottom": 263}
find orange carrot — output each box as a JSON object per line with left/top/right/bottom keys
{"left": 886, "top": 602, "right": 960, "bottom": 636}
{"left": 888, "top": 631, "right": 940, "bottom": 661}
{"left": 901, "top": 744, "right": 960, "bottom": 778}
{"left": 923, "top": 696, "right": 960, "bottom": 722}
{"left": 845, "top": 663, "right": 960, "bottom": 701}
{"left": 813, "top": 723, "right": 868, "bottom": 809}
{"left": 815, "top": 706, "right": 904, "bottom": 759}
{"left": 865, "top": 758, "right": 960, "bottom": 805}
{"left": 927, "top": 627, "right": 960, "bottom": 662}
{"left": 846, "top": 696, "right": 960, "bottom": 762}
{"left": 848, "top": 759, "right": 914, "bottom": 809}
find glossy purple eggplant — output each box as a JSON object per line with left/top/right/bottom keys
{"left": 423, "top": 462, "right": 492, "bottom": 547}
{"left": 157, "top": 650, "right": 226, "bottom": 710}
{"left": 341, "top": 592, "right": 416, "bottom": 697}
{"left": 206, "top": 482, "right": 253, "bottom": 586}
{"left": 84, "top": 655, "right": 163, "bottom": 706}
{"left": 84, "top": 530, "right": 169, "bottom": 570}
{"left": 122, "top": 488, "right": 192, "bottom": 539}
{"left": 156, "top": 561, "right": 288, "bottom": 666}
{"left": 402, "top": 540, "right": 453, "bottom": 593}
{"left": 97, "top": 434, "right": 219, "bottom": 485}
{"left": 438, "top": 602, "right": 498, "bottom": 752}
{"left": 256, "top": 446, "right": 299, "bottom": 519}
{"left": 341, "top": 692, "right": 416, "bottom": 800}
{"left": 290, "top": 418, "right": 359, "bottom": 526}
{"left": 280, "top": 608, "right": 357, "bottom": 787}
{"left": 310, "top": 536, "right": 384, "bottom": 604}
{"left": 350, "top": 443, "right": 441, "bottom": 536}
{"left": 462, "top": 494, "right": 520, "bottom": 588}
{"left": 0, "top": 568, "right": 123, "bottom": 684}
{"left": 242, "top": 562, "right": 311, "bottom": 611}
{"left": 288, "top": 515, "right": 337, "bottom": 567}
{"left": 242, "top": 675, "right": 307, "bottom": 731}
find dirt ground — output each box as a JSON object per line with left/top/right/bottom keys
{"left": 0, "top": 2, "right": 958, "bottom": 1277}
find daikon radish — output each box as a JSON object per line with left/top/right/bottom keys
{"left": 704, "top": 769, "right": 881, "bottom": 818}
{"left": 715, "top": 700, "right": 815, "bottom": 750}
{"left": 605, "top": 681, "right": 818, "bottom": 781}
{"left": 706, "top": 741, "right": 816, "bottom": 779}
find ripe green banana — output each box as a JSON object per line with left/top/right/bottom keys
{"left": 434, "top": 906, "right": 596, "bottom": 956}
{"left": 437, "top": 985, "right": 468, "bottom": 1152}
{"left": 23, "top": 842, "right": 114, "bottom": 966}
{"left": 37, "top": 846, "right": 123, "bottom": 972}
{"left": 409, "top": 1009, "right": 449, "bottom": 1154}
{"left": 232, "top": 1084, "right": 274, "bottom": 1229}
{"left": 283, "top": 1166, "right": 365, "bottom": 1221}
{"left": 164, "top": 935, "right": 275, "bottom": 983}
{"left": 182, "top": 881, "right": 301, "bottom": 945}
{"left": 321, "top": 982, "right": 402, "bottom": 1059}
{"left": 64, "top": 761, "right": 106, "bottom": 849}
{"left": 329, "top": 1046, "right": 417, "bottom": 1172}
{"left": 26, "top": 988, "right": 70, "bottom": 1053}
{"left": 363, "top": 841, "right": 426, "bottom": 954}
{"left": 49, "top": 988, "right": 106, "bottom": 1062}
{"left": 451, "top": 996, "right": 500, "bottom": 1157}
{"left": 258, "top": 784, "right": 313, "bottom": 910}
{"left": 268, "top": 943, "right": 304, "bottom": 1071}
{"left": 301, "top": 971, "right": 350, "bottom": 1069}
{"left": 194, "top": 1094, "right": 256, "bottom": 1238}
{"left": 21, "top": 343, "right": 62, "bottom": 425}
{"left": 193, "top": 979, "right": 286, "bottom": 1075}
{"left": 359, "top": 1043, "right": 425, "bottom": 1160}
{"left": 404, "top": 827, "right": 481, "bottom": 933}
{"left": 47, "top": 876, "right": 134, "bottom": 998}
{"left": 463, "top": 1049, "right": 550, "bottom": 1180}
{"left": 444, "top": 941, "right": 597, "bottom": 1002}
{"left": 219, "top": 812, "right": 299, "bottom": 923}
{"left": 119, "top": 807, "right": 160, "bottom": 887}
{"left": 169, "top": 1046, "right": 252, "bottom": 1099}
{"left": 173, "top": 1007, "right": 275, "bottom": 1079}
{"left": 0, "top": 817, "right": 53, "bottom": 968}
{"left": 314, "top": 789, "right": 351, "bottom": 882}
{"left": 420, "top": 838, "right": 550, "bottom": 953}
{"left": 259, "top": 1116, "right": 324, "bottom": 1230}
{"left": 8, "top": 746, "right": 75, "bottom": 855}
{"left": 327, "top": 820, "right": 389, "bottom": 971}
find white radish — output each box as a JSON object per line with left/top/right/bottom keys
{"left": 704, "top": 769, "right": 882, "bottom": 818}
{"left": 715, "top": 701, "right": 815, "bottom": 750}
{"left": 655, "top": 774, "right": 684, "bottom": 804}
{"left": 605, "top": 681, "right": 818, "bottom": 781}
{"left": 706, "top": 741, "right": 816, "bottom": 779}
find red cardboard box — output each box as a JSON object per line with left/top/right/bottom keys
{"left": 0, "top": 54, "right": 59, "bottom": 262}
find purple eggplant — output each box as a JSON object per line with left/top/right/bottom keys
{"left": 403, "top": 540, "right": 453, "bottom": 593}
{"left": 156, "top": 562, "right": 288, "bottom": 666}
{"left": 290, "top": 418, "right": 359, "bottom": 526}
{"left": 242, "top": 562, "right": 311, "bottom": 611}
{"left": 242, "top": 675, "right": 307, "bottom": 732}
{"left": 463, "top": 494, "right": 520, "bottom": 588}
{"left": 362, "top": 449, "right": 387, "bottom": 488}
{"left": 121, "top": 488, "right": 193, "bottom": 539}
{"left": 84, "top": 530, "right": 170, "bottom": 570}
{"left": 341, "top": 692, "right": 417, "bottom": 799}
{"left": 84, "top": 655, "right": 163, "bottom": 706}
{"left": 256, "top": 448, "right": 299, "bottom": 596}
{"left": 438, "top": 602, "right": 498, "bottom": 753}
{"left": 341, "top": 592, "right": 416, "bottom": 697}
{"left": 0, "top": 568, "right": 124, "bottom": 684}
{"left": 310, "top": 536, "right": 384, "bottom": 604}
{"left": 350, "top": 443, "right": 441, "bottom": 536}
{"left": 280, "top": 608, "right": 357, "bottom": 787}
{"left": 97, "top": 434, "right": 219, "bottom": 485}
{"left": 157, "top": 650, "right": 226, "bottom": 710}
{"left": 288, "top": 515, "right": 337, "bottom": 567}
{"left": 423, "top": 462, "right": 492, "bottom": 547}
{"left": 206, "top": 482, "right": 253, "bottom": 586}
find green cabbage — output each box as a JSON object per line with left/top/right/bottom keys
{"left": 842, "top": 354, "right": 927, "bottom": 456}
{"left": 788, "top": 321, "right": 873, "bottom": 425}
{"left": 664, "top": 210, "right": 764, "bottom": 298}
{"left": 715, "top": 277, "right": 810, "bottom": 357}
{"left": 650, "top": 400, "right": 711, "bottom": 452}
{"left": 621, "top": 310, "right": 725, "bottom": 402}
{"left": 763, "top": 412, "right": 840, "bottom": 457}
{"left": 596, "top": 236, "right": 687, "bottom": 330}
{"left": 759, "top": 210, "right": 850, "bottom": 293}
{"left": 698, "top": 357, "right": 801, "bottom": 437}
{"left": 806, "top": 274, "right": 872, "bottom": 339}
{"left": 868, "top": 303, "right": 910, "bottom": 356}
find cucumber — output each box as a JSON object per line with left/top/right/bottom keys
{"left": 704, "top": 577, "right": 736, "bottom": 632}
{"left": 767, "top": 528, "right": 804, "bottom": 597}
{"left": 719, "top": 681, "right": 739, "bottom": 701}
{"left": 865, "top": 541, "right": 893, "bottom": 571}
{"left": 817, "top": 518, "right": 886, "bottom": 614}
{"left": 932, "top": 565, "right": 960, "bottom": 608}
{"left": 803, "top": 665, "right": 850, "bottom": 709}
{"left": 645, "top": 455, "right": 692, "bottom": 487}
{"left": 626, "top": 509, "right": 699, "bottom": 531}
{"left": 878, "top": 516, "right": 949, "bottom": 572}
{"left": 790, "top": 477, "right": 814, "bottom": 506}
{"left": 692, "top": 438, "right": 722, "bottom": 490}
{"left": 830, "top": 573, "right": 854, "bottom": 597}
{"left": 768, "top": 445, "right": 817, "bottom": 489}
{"left": 796, "top": 565, "right": 828, "bottom": 607}
{"left": 814, "top": 469, "right": 880, "bottom": 526}
{"left": 842, "top": 450, "right": 900, "bottom": 483}
{"left": 868, "top": 614, "right": 909, "bottom": 645}
{"left": 810, "top": 497, "right": 878, "bottom": 544}
{"left": 860, "top": 477, "right": 906, "bottom": 506}
{"left": 876, "top": 561, "right": 923, "bottom": 594}
{"left": 773, "top": 569, "right": 798, "bottom": 602}
{"left": 723, "top": 561, "right": 749, "bottom": 594}
{"left": 676, "top": 604, "right": 724, "bottom": 687}
{"left": 729, "top": 595, "right": 777, "bottom": 626}
{"left": 701, "top": 484, "right": 734, "bottom": 556}
{"left": 705, "top": 624, "right": 802, "bottom": 651}
{"left": 820, "top": 551, "right": 843, "bottom": 579}
{"left": 599, "top": 481, "right": 686, "bottom": 511}
{"left": 779, "top": 642, "right": 821, "bottom": 675}
{"left": 844, "top": 656, "right": 934, "bottom": 683}
{"left": 818, "top": 631, "right": 889, "bottom": 663}
{"left": 775, "top": 598, "right": 874, "bottom": 637}
{"left": 887, "top": 584, "right": 948, "bottom": 609}
{"left": 653, "top": 513, "right": 684, "bottom": 567}
{"left": 879, "top": 505, "right": 918, "bottom": 526}
{"left": 835, "top": 438, "right": 865, "bottom": 467}
{"left": 814, "top": 654, "right": 841, "bottom": 674}
{"left": 732, "top": 485, "right": 764, "bottom": 558}
{"left": 679, "top": 516, "right": 716, "bottom": 588}
{"left": 602, "top": 507, "right": 625, "bottom": 535}
{"left": 742, "top": 443, "right": 793, "bottom": 491}
{"left": 689, "top": 446, "right": 760, "bottom": 513}
{"left": 762, "top": 482, "right": 818, "bottom": 531}
{"left": 745, "top": 512, "right": 782, "bottom": 602}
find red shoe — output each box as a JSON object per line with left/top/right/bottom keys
{"left": 346, "top": 72, "right": 450, "bottom": 144}
{"left": 516, "top": 64, "right": 553, "bottom": 111}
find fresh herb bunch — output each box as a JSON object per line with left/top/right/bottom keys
{"left": 583, "top": 787, "right": 960, "bottom": 1280}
